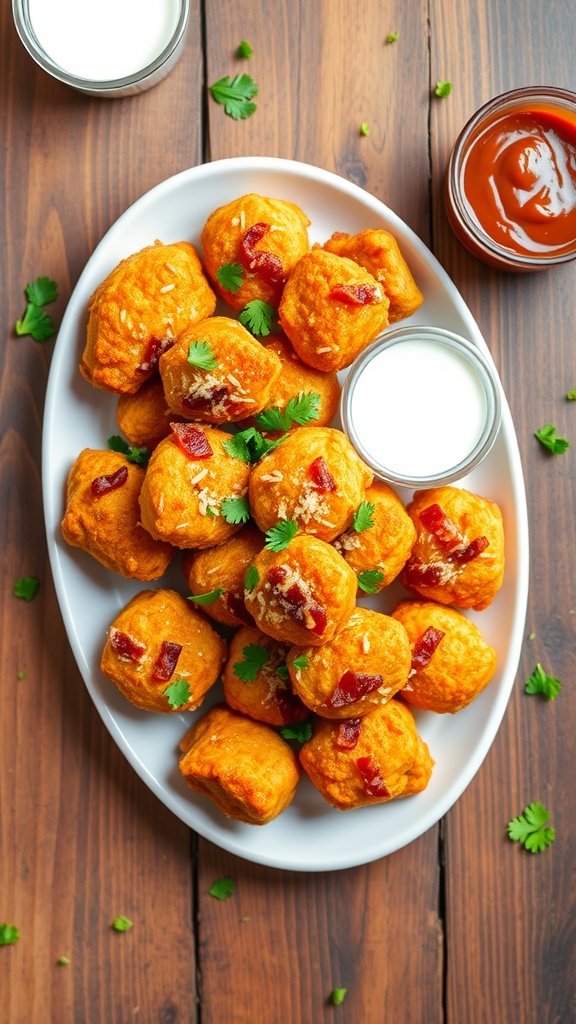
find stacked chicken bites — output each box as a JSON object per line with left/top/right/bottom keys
{"left": 62, "top": 193, "right": 505, "bottom": 826}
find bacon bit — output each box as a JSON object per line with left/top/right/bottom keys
{"left": 182, "top": 386, "right": 230, "bottom": 414}
{"left": 267, "top": 566, "right": 327, "bottom": 636}
{"left": 267, "top": 565, "right": 288, "bottom": 587}
{"left": 137, "top": 335, "right": 168, "bottom": 374}
{"left": 224, "top": 591, "right": 254, "bottom": 625}
{"left": 170, "top": 423, "right": 213, "bottom": 460}
{"left": 335, "top": 718, "right": 362, "bottom": 750}
{"left": 452, "top": 535, "right": 490, "bottom": 562}
{"left": 309, "top": 456, "right": 336, "bottom": 492}
{"left": 356, "top": 756, "right": 390, "bottom": 797}
{"left": 238, "top": 222, "right": 284, "bottom": 287}
{"left": 151, "top": 641, "right": 182, "bottom": 682}
{"left": 109, "top": 627, "right": 146, "bottom": 663}
{"left": 329, "top": 283, "right": 382, "bottom": 305}
{"left": 329, "top": 670, "right": 384, "bottom": 708}
{"left": 90, "top": 465, "right": 128, "bottom": 497}
{"left": 411, "top": 626, "right": 445, "bottom": 671}
{"left": 419, "top": 503, "right": 464, "bottom": 552}
{"left": 272, "top": 684, "right": 305, "bottom": 723}
{"left": 403, "top": 562, "right": 447, "bottom": 588}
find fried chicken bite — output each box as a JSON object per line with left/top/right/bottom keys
{"left": 320, "top": 229, "right": 423, "bottom": 323}
{"left": 139, "top": 423, "right": 250, "bottom": 549}
{"left": 179, "top": 703, "right": 301, "bottom": 824}
{"left": 61, "top": 448, "right": 173, "bottom": 580}
{"left": 200, "top": 193, "right": 311, "bottom": 310}
{"left": 81, "top": 241, "right": 216, "bottom": 394}
{"left": 222, "top": 626, "right": 309, "bottom": 726}
{"left": 100, "top": 588, "right": 226, "bottom": 714}
{"left": 182, "top": 524, "right": 265, "bottom": 627}
{"left": 278, "top": 250, "right": 390, "bottom": 371}
{"left": 401, "top": 486, "right": 505, "bottom": 611}
{"left": 299, "top": 700, "right": 434, "bottom": 811}
{"left": 287, "top": 607, "right": 411, "bottom": 719}
{"left": 249, "top": 426, "right": 373, "bottom": 543}
{"left": 392, "top": 600, "right": 497, "bottom": 713}
{"left": 332, "top": 480, "right": 417, "bottom": 591}
{"left": 116, "top": 376, "right": 187, "bottom": 450}
{"left": 159, "top": 316, "right": 282, "bottom": 423}
{"left": 244, "top": 534, "right": 358, "bottom": 647}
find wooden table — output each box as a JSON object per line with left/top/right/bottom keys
{"left": 1, "top": 2, "right": 575, "bottom": 1021}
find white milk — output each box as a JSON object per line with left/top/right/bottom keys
{"left": 29, "top": 0, "right": 181, "bottom": 81}
{"left": 349, "top": 338, "right": 488, "bottom": 477}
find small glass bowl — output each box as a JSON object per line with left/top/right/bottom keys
{"left": 12, "top": 0, "right": 189, "bottom": 98}
{"left": 444, "top": 86, "right": 576, "bottom": 271}
{"left": 340, "top": 326, "right": 502, "bottom": 490}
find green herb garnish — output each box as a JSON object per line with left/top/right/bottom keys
{"left": 353, "top": 501, "right": 375, "bottom": 533}
{"left": 236, "top": 40, "right": 253, "bottom": 59}
{"left": 108, "top": 435, "right": 151, "bottom": 467}
{"left": 26, "top": 276, "right": 58, "bottom": 306}
{"left": 275, "top": 662, "right": 289, "bottom": 680}
{"left": 265, "top": 519, "right": 298, "bottom": 552}
{"left": 188, "top": 587, "right": 225, "bottom": 606}
{"left": 292, "top": 654, "right": 309, "bottom": 671}
{"left": 210, "top": 74, "right": 258, "bottom": 120}
{"left": 330, "top": 988, "right": 348, "bottom": 1006}
{"left": 57, "top": 956, "right": 71, "bottom": 966}
{"left": 17, "top": 670, "right": 26, "bottom": 680}
{"left": 233, "top": 644, "right": 270, "bottom": 683}
{"left": 434, "top": 81, "right": 453, "bottom": 98}
{"left": 255, "top": 392, "right": 321, "bottom": 432}
{"left": 0, "top": 923, "right": 19, "bottom": 946}
{"left": 216, "top": 262, "right": 244, "bottom": 294}
{"left": 15, "top": 276, "right": 58, "bottom": 342}
{"left": 356, "top": 569, "right": 384, "bottom": 594}
{"left": 507, "top": 802, "right": 555, "bottom": 853}
{"left": 208, "top": 877, "right": 235, "bottom": 900}
{"left": 221, "top": 495, "right": 251, "bottom": 525}
{"left": 387, "top": 30, "right": 399, "bottom": 42}
{"left": 525, "top": 663, "right": 562, "bottom": 701}
{"left": 566, "top": 389, "right": 576, "bottom": 401}
{"left": 534, "top": 424, "right": 570, "bottom": 454}
{"left": 359, "top": 122, "right": 370, "bottom": 136}
{"left": 239, "top": 299, "right": 279, "bottom": 337}
{"left": 163, "top": 679, "right": 191, "bottom": 709}
{"left": 223, "top": 426, "right": 285, "bottom": 464}
{"left": 111, "top": 916, "right": 133, "bottom": 932}
{"left": 279, "top": 721, "right": 313, "bottom": 743}
{"left": 244, "top": 565, "right": 259, "bottom": 592}
{"left": 187, "top": 339, "right": 218, "bottom": 370}
{"left": 14, "top": 576, "right": 40, "bottom": 601}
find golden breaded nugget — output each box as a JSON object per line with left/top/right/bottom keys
{"left": 182, "top": 524, "right": 264, "bottom": 627}
{"left": 222, "top": 626, "right": 309, "bottom": 726}
{"left": 116, "top": 376, "right": 187, "bottom": 450}
{"left": 321, "top": 229, "right": 423, "bottom": 322}
{"left": 333, "top": 479, "right": 416, "bottom": 590}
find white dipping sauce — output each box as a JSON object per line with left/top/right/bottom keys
{"left": 29, "top": 0, "right": 180, "bottom": 81}
{"left": 349, "top": 338, "right": 488, "bottom": 477}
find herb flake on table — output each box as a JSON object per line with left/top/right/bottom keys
{"left": 507, "top": 802, "right": 555, "bottom": 853}
{"left": 566, "top": 388, "right": 576, "bottom": 401}
{"left": 255, "top": 392, "right": 321, "bottom": 433}
{"left": 208, "top": 877, "right": 235, "bottom": 900}
{"left": 330, "top": 987, "right": 348, "bottom": 1005}
{"left": 233, "top": 644, "right": 269, "bottom": 683}
{"left": 236, "top": 40, "right": 253, "bottom": 59}
{"left": 111, "top": 916, "right": 133, "bottom": 932}
{"left": 387, "top": 30, "right": 399, "bottom": 43}
{"left": 217, "top": 262, "right": 243, "bottom": 293}
{"left": 164, "top": 679, "right": 191, "bottom": 709}
{"left": 534, "top": 424, "right": 570, "bottom": 454}
{"left": 15, "top": 276, "right": 59, "bottom": 342}
{"left": 13, "top": 576, "right": 40, "bottom": 601}
{"left": 359, "top": 122, "right": 370, "bottom": 136}
{"left": 265, "top": 519, "right": 298, "bottom": 551}
{"left": 210, "top": 74, "right": 258, "bottom": 120}
{"left": 108, "top": 435, "right": 151, "bottom": 467}
{"left": 239, "top": 300, "right": 278, "bottom": 337}
{"left": 56, "top": 956, "right": 71, "bottom": 966}
{"left": 434, "top": 81, "right": 453, "bottom": 98}
{"left": 17, "top": 669, "right": 26, "bottom": 680}
{"left": 525, "top": 663, "right": 562, "bottom": 700}
{"left": 0, "top": 923, "right": 19, "bottom": 946}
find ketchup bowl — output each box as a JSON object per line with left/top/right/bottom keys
{"left": 444, "top": 86, "right": 576, "bottom": 271}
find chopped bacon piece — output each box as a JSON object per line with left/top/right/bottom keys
{"left": 239, "top": 222, "right": 284, "bottom": 287}
{"left": 411, "top": 626, "right": 445, "bottom": 671}
{"left": 137, "top": 335, "right": 168, "bottom": 374}
{"left": 309, "top": 456, "right": 336, "bottom": 492}
{"left": 419, "top": 503, "right": 464, "bottom": 552}
{"left": 272, "top": 684, "right": 305, "bottom": 723}
{"left": 109, "top": 627, "right": 146, "bottom": 663}
{"left": 329, "top": 670, "right": 384, "bottom": 708}
{"left": 267, "top": 566, "right": 327, "bottom": 636}
{"left": 356, "top": 756, "right": 391, "bottom": 797}
{"left": 335, "top": 718, "right": 362, "bottom": 750}
{"left": 170, "top": 423, "right": 213, "bottom": 459}
{"left": 403, "top": 561, "right": 447, "bottom": 588}
{"left": 151, "top": 641, "right": 182, "bottom": 682}
{"left": 182, "top": 386, "right": 231, "bottom": 415}
{"left": 452, "top": 535, "right": 490, "bottom": 562}
{"left": 90, "top": 466, "right": 128, "bottom": 497}
{"left": 224, "top": 591, "right": 253, "bottom": 625}
{"left": 267, "top": 565, "right": 288, "bottom": 587}
{"left": 329, "top": 283, "right": 382, "bottom": 305}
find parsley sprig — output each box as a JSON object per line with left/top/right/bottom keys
{"left": 223, "top": 426, "right": 285, "bottom": 464}
{"left": 265, "top": 520, "right": 298, "bottom": 551}
{"left": 108, "top": 435, "right": 151, "bottom": 467}
{"left": 164, "top": 679, "right": 191, "bottom": 709}
{"left": 236, "top": 40, "right": 253, "bottom": 59}
{"left": 239, "top": 300, "right": 279, "bottom": 337}
{"left": 233, "top": 644, "right": 269, "bottom": 682}
{"left": 507, "top": 802, "right": 555, "bottom": 853}
{"left": 525, "top": 663, "right": 562, "bottom": 700}
{"left": 255, "top": 392, "right": 321, "bottom": 433}
{"left": 13, "top": 576, "right": 40, "bottom": 601}
{"left": 534, "top": 424, "right": 570, "bottom": 454}
{"left": 216, "top": 262, "right": 243, "bottom": 294}
{"left": 221, "top": 495, "right": 251, "bottom": 525}
{"left": 0, "top": 923, "right": 19, "bottom": 946}
{"left": 15, "top": 276, "right": 59, "bottom": 342}
{"left": 434, "top": 81, "right": 453, "bottom": 98}
{"left": 279, "top": 721, "right": 313, "bottom": 743}
{"left": 353, "top": 501, "right": 375, "bottom": 533}
{"left": 187, "top": 340, "right": 217, "bottom": 370}
{"left": 210, "top": 74, "right": 258, "bottom": 120}
{"left": 292, "top": 654, "right": 309, "bottom": 671}
{"left": 208, "top": 877, "right": 235, "bottom": 900}
{"left": 357, "top": 569, "right": 384, "bottom": 594}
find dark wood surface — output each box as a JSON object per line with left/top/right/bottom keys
{"left": 1, "top": 2, "right": 574, "bottom": 1021}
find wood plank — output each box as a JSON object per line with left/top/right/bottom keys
{"left": 430, "top": 2, "right": 576, "bottom": 1021}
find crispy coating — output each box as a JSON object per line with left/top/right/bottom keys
{"left": 392, "top": 600, "right": 497, "bottom": 713}
{"left": 288, "top": 607, "right": 412, "bottom": 719}
{"left": 249, "top": 426, "right": 373, "bottom": 542}
{"left": 278, "top": 250, "right": 390, "bottom": 371}
{"left": 182, "top": 524, "right": 265, "bottom": 627}
{"left": 332, "top": 480, "right": 417, "bottom": 590}
{"left": 320, "top": 229, "right": 423, "bottom": 323}
{"left": 299, "top": 700, "right": 434, "bottom": 810}
{"left": 244, "top": 535, "right": 358, "bottom": 646}
{"left": 178, "top": 703, "right": 301, "bottom": 824}
{"left": 139, "top": 425, "right": 250, "bottom": 549}
{"left": 222, "top": 626, "right": 309, "bottom": 726}
{"left": 200, "top": 193, "right": 311, "bottom": 310}
{"left": 402, "top": 486, "right": 505, "bottom": 611}
{"left": 61, "top": 448, "right": 173, "bottom": 580}
{"left": 100, "top": 588, "right": 226, "bottom": 713}
{"left": 159, "top": 316, "right": 282, "bottom": 423}
{"left": 116, "top": 376, "right": 187, "bottom": 450}
{"left": 81, "top": 241, "right": 216, "bottom": 394}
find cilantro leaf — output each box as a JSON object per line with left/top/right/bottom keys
{"left": 107, "top": 435, "right": 151, "bottom": 467}
{"left": 0, "top": 923, "right": 19, "bottom": 946}
{"left": 163, "top": 678, "right": 191, "bottom": 709}
{"left": 57, "top": 956, "right": 71, "bottom": 966}
{"left": 387, "top": 31, "right": 399, "bottom": 42}
{"left": 239, "top": 300, "right": 279, "bottom": 337}
{"left": 26, "top": 276, "right": 58, "bottom": 306}
{"left": 244, "top": 565, "right": 259, "bottom": 592}
{"left": 233, "top": 644, "right": 269, "bottom": 682}
{"left": 265, "top": 520, "right": 298, "bottom": 551}
{"left": 216, "top": 262, "right": 243, "bottom": 294}
{"left": 353, "top": 500, "right": 375, "bottom": 533}
{"left": 255, "top": 392, "right": 321, "bottom": 433}
{"left": 208, "top": 876, "right": 235, "bottom": 900}
{"left": 279, "top": 721, "right": 313, "bottom": 743}
{"left": 534, "top": 424, "right": 570, "bottom": 454}
{"left": 14, "top": 576, "right": 40, "bottom": 601}
{"left": 15, "top": 303, "right": 56, "bottom": 342}
{"left": 507, "top": 802, "right": 555, "bottom": 853}
{"left": 237, "top": 40, "right": 253, "bottom": 59}
{"left": 330, "top": 988, "right": 348, "bottom": 1006}
{"left": 187, "top": 340, "right": 217, "bottom": 370}
{"left": 435, "top": 81, "right": 453, "bottom": 98}
{"left": 566, "top": 389, "right": 576, "bottom": 401}
{"left": 223, "top": 426, "right": 285, "bottom": 464}
{"left": 525, "top": 663, "right": 562, "bottom": 701}
{"left": 357, "top": 569, "right": 384, "bottom": 594}
{"left": 359, "top": 122, "right": 370, "bottom": 136}
{"left": 188, "top": 587, "right": 225, "bottom": 606}
{"left": 111, "top": 916, "right": 132, "bottom": 932}
{"left": 275, "top": 662, "right": 289, "bottom": 680}
{"left": 210, "top": 74, "right": 258, "bottom": 120}
{"left": 292, "top": 654, "right": 309, "bottom": 671}
{"left": 221, "top": 495, "right": 251, "bottom": 525}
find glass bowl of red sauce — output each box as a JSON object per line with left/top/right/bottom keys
{"left": 444, "top": 86, "right": 576, "bottom": 271}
